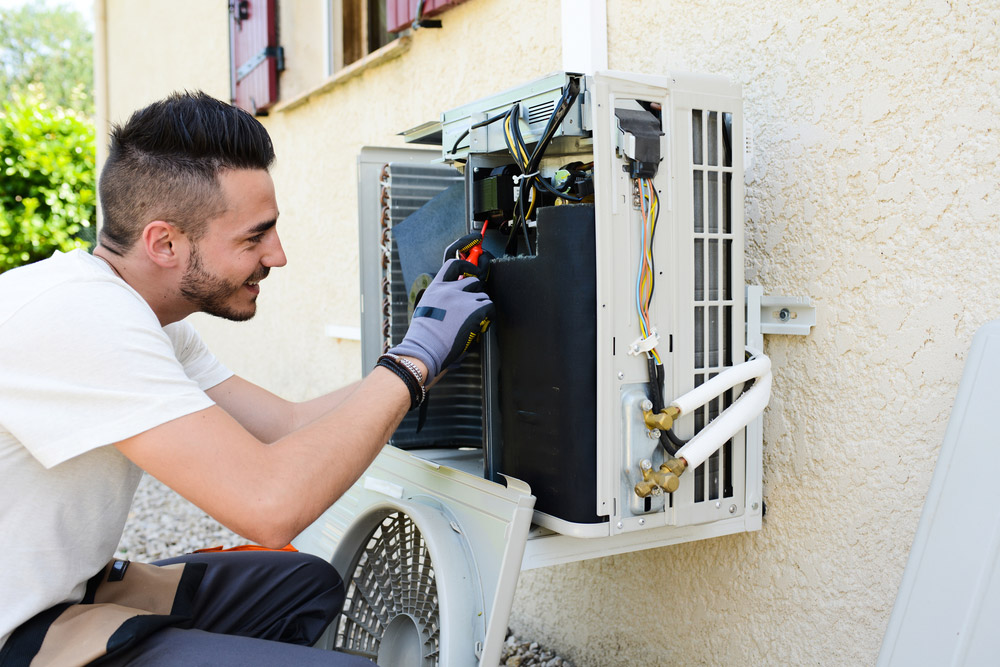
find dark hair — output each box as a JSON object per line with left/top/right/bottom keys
{"left": 98, "top": 91, "right": 275, "bottom": 254}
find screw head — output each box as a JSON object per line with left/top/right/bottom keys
{"left": 616, "top": 521, "right": 623, "bottom": 529}
{"left": 617, "top": 371, "right": 625, "bottom": 380}
{"left": 638, "top": 518, "right": 645, "bottom": 526}
{"left": 729, "top": 504, "right": 737, "bottom": 514}
{"left": 641, "top": 399, "right": 653, "bottom": 412}
{"left": 640, "top": 459, "right": 652, "bottom": 471}
{"left": 647, "top": 429, "right": 661, "bottom": 440}
{"left": 751, "top": 502, "right": 760, "bottom": 511}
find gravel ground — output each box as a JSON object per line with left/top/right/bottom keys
{"left": 118, "top": 473, "right": 573, "bottom": 666}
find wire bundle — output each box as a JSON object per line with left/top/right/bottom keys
{"left": 635, "top": 177, "right": 661, "bottom": 365}
{"left": 635, "top": 176, "right": 685, "bottom": 454}
{"left": 501, "top": 80, "right": 581, "bottom": 255}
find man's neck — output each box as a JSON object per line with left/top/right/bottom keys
{"left": 92, "top": 247, "right": 125, "bottom": 280}
{"left": 92, "top": 245, "right": 190, "bottom": 326}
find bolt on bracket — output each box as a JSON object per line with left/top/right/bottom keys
{"left": 746, "top": 285, "right": 816, "bottom": 337}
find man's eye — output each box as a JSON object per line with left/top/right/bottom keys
{"left": 247, "top": 233, "right": 265, "bottom": 243}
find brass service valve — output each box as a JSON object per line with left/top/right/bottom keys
{"left": 643, "top": 405, "right": 681, "bottom": 432}
{"left": 634, "top": 457, "right": 689, "bottom": 498}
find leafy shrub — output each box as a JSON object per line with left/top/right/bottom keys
{"left": 0, "top": 86, "right": 95, "bottom": 272}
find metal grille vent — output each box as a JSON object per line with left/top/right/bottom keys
{"left": 691, "top": 109, "right": 736, "bottom": 503}
{"left": 527, "top": 100, "right": 555, "bottom": 125}
{"left": 335, "top": 512, "right": 439, "bottom": 666}
{"left": 379, "top": 163, "right": 484, "bottom": 449}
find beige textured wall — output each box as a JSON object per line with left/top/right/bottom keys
{"left": 510, "top": 1, "right": 1000, "bottom": 665}
{"left": 101, "top": 0, "right": 1000, "bottom": 664}
{"left": 104, "top": 2, "right": 230, "bottom": 115}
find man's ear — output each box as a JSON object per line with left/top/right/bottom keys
{"left": 142, "top": 220, "right": 187, "bottom": 268}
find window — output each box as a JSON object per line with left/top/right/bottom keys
{"left": 328, "top": 0, "right": 394, "bottom": 74}
{"left": 328, "top": 0, "right": 469, "bottom": 74}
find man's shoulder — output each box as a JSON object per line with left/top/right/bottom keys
{"left": 0, "top": 250, "right": 148, "bottom": 327}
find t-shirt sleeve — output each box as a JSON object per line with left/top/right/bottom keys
{"left": 0, "top": 281, "right": 222, "bottom": 469}
{"left": 163, "top": 321, "right": 234, "bottom": 391}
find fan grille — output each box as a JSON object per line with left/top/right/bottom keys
{"left": 335, "top": 512, "right": 440, "bottom": 665}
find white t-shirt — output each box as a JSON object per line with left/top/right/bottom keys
{"left": 0, "top": 250, "right": 234, "bottom": 648}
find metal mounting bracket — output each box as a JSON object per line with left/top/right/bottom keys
{"left": 746, "top": 285, "right": 816, "bottom": 340}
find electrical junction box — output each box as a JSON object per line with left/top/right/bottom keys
{"left": 294, "top": 71, "right": 770, "bottom": 665}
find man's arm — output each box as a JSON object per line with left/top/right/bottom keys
{"left": 206, "top": 375, "right": 362, "bottom": 443}
{"left": 118, "top": 258, "right": 492, "bottom": 548}
{"left": 115, "top": 365, "right": 413, "bottom": 549}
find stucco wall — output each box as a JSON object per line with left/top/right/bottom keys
{"left": 100, "top": 0, "right": 1000, "bottom": 664}
{"left": 510, "top": 1, "right": 1000, "bottom": 665}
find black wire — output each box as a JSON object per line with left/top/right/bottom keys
{"left": 663, "top": 428, "right": 687, "bottom": 452}
{"left": 450, "top": 111, "right": 511, "bottom": 156}
{"left": 536, "top": 177, "right": 583, "bottom": 201}
{"left": 503, "top": 79, "right": 582, "bottom": 256}
{"left": 646, "top": 359, "right": 683, "bottom": 456}
{"left": 647, "top": 357, "right": 664, "bottom": 411}
{"left": 450, "top": 128, "right": 470, "bottom": 156}
{"left": 527, "top": 78, "right": 580, "bottom": 172}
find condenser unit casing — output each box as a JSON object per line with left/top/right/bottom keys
{"left": 358, "top": 71, "right": 761, "bottom": 540}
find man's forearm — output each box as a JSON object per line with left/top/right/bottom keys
{"left": 289, "top": 380, "right": 362, "bottom": 431}
{"left": 115, "top": 364, "right": 422, "bottom": 549}
{"left": 207, "top": 376, "right": 363, "bottom": 443}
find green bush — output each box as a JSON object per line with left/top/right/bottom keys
{"left": 0, "top": 86, "right": 95, "bottom": 272}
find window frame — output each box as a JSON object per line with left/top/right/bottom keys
{"left": 326, "top": 0, "right": 395, "bottom": 77}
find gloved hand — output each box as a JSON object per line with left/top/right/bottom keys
{"left": 444, "top": 232, "right": 493, "bottom": 281}
{"left": 389, "top": 258, "right": 494, "bottom": 379}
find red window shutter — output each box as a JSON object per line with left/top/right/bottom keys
{"left": 385, "top": 0, "right": 468, "bottom": 33}
{"left": 230, "top": 0, "right": 281, "bottom": 115}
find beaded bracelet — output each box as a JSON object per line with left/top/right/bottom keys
{"left": 384, "top": 352, "right": 424, "bottom": 386}
{"left": 376, "top": 354, "right": 426, "bottom": 411}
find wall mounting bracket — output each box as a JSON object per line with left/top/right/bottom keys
{"left": 746, "top": 285, "right": 816, "bottom": 339}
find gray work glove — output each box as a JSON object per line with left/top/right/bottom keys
{"left": 389, "top": 259, "right": 494, "bottom": 379}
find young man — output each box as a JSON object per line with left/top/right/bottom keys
{"left": 0, "top": 92, "right": 492, "bottom": 665}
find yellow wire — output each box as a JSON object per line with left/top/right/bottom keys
{"left": 636, "top": 177, "right": 661, "bottom": 365}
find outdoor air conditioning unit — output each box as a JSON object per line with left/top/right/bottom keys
{"left": 297, "top": 70, "right": 775, "bottom": 666}
{"left": 364, "top": 71, "right": 766, "bottom": 536}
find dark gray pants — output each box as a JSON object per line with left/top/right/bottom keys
{"left": 93, "top": 551, "right": 374, "bottom": 666}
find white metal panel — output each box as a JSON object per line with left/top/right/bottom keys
{"left": 879, "top": 320, "right": 1000, "bottom": 666}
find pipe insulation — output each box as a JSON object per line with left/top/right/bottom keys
{"left": 674, "top": 369, "right": 772, "bottom": 470}
{"left": 670, "top": 349, "right": 771, "bottom": 416}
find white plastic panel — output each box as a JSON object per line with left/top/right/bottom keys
{"left": 879, "top": 320, "right": 1000, "bottom": 666}
{"left": 590, "top": 71, "right": 751, "bottom": 536}
{"left": 294, "top": 446, "right": 535, "bottom": 667}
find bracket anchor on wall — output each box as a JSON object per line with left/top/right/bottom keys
{"left": 746, "top": 285, "right": 816, "bottom": 340}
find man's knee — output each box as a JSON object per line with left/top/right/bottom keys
{"left": 292, "top": 553, "right": 347, "bottom": 610}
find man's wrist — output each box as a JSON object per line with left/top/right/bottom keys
{"left": 386, "top": 353, "right": 428, "bottom": 386}
{"left": 375, "top": 354, "right": 427, "bottom": 411}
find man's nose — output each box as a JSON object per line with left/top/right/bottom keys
{"left": 265, "top": 231, "right": 287, "bottom": 268}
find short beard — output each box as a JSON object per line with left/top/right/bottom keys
{"left": 179, "top": 243, "right": 261, "bottom": 322}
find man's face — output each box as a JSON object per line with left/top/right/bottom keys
{"left": 179, "top": 169, "right": 285, "bottom": 321}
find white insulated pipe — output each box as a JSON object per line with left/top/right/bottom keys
{"left": 670, "top": 350, "right": 772, "bottom": 470}
{"left": 670, "top": 349, "right": 770, "bottom": 416}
